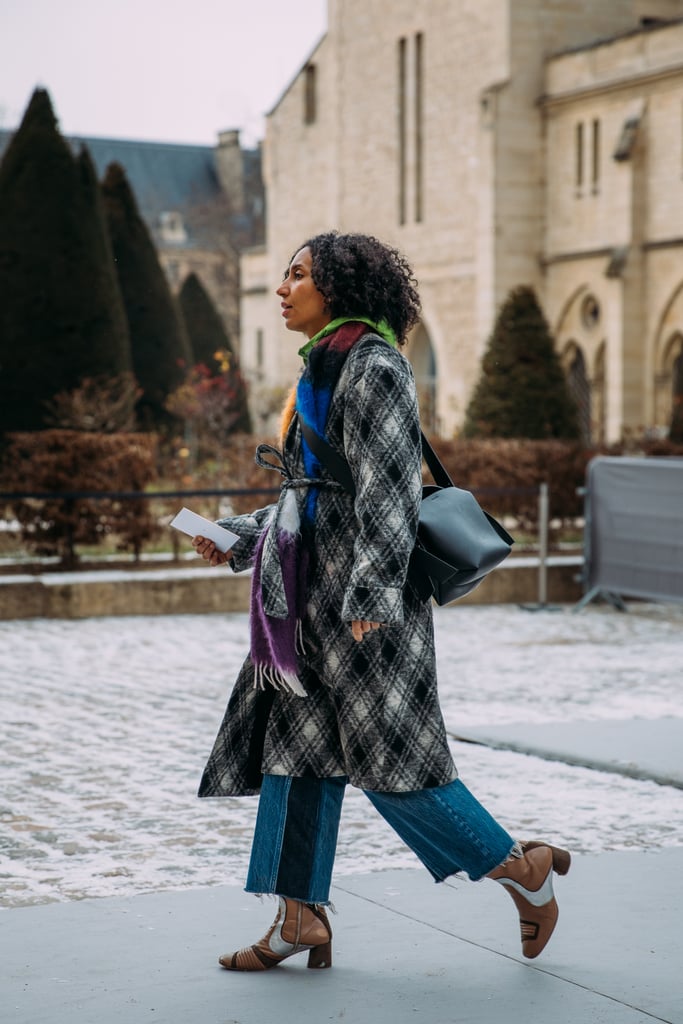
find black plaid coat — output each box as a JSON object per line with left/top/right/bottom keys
{"left": 198, "top": 336, "right": 457, "bottom": 795}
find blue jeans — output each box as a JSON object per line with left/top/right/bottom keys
{"left": 245, "top": 775, "right": 515, "bottom": 905}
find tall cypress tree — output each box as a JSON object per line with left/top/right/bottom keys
{"left": 178, "top": 272, "right": 251, "bottom": 432}
{"left": 463, "top": 286, "right": 581, "bottom": 440}
{"left": 101, "top": 162, "right": 192, "bottom": 430}
{"left": 0, "top": 89, "right": 131, "bottom": 433}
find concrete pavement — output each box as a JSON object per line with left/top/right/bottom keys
{"left": 3, "top": 713, "right": 682, "bottom": 1023}
{"left": 453, "top": 716, "right": 683, "bottom": 790}
{"left": 2, "top": 849, "right": 680, "bottom": 1024}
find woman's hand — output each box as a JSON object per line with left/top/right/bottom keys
{"left": 351, "top": 619, "right": 383, "bottom": 642}
{"left": 192, "top": 535, "right": 232, "bottom": 567}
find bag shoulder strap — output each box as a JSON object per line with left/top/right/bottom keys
{"left": 420, "top": 434, "right": 454, "bottom": 489}
{"left": 299, "top": 418, "right": 357, "bottom": 497}
{"left": 299, "top": 415, "right": 455, "bottom": 494}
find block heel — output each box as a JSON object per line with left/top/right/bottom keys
{"left": 307, "top": 940, "right": 332, "bottom": 969}
{"left": 521, "top": 840, "right": 571, "bottom": 876}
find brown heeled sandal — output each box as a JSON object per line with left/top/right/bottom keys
{"left": 219, "top": 897, "right": 332, "bottom": 971}
{"left": 489, "top": 845, "right": 559, "bottom": 959}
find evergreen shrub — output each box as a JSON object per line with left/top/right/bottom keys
{"left": 464, "top": 286, "right": 581, "bottom": 440}
{"left": 0, "top": 90, "right": 131, "bottom": 433}
{"left": 101, "top": 163, "right": 191, "bottom": 429}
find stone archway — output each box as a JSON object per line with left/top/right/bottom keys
{"left": 655, "top": 331, "right": 683, "bottom": 429}
{"left": 408, "top": 322, "right": 438, "bottom": 433}
{"left": 653, "top": 282, "right": 683, "bottom": 432}
{"left": 555, "top": 285, "right": 608, "bottom": 442}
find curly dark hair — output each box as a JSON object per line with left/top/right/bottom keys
{"left": 291, "top": 232, "right": 421, "bottom": 346}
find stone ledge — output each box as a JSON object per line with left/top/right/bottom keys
{"left": 0, "top": 568, "right": 252, "bottom": 620}
{"left": 0, "top": 558, "right": 582, "bottom": 620}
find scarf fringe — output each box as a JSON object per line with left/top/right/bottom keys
{"left": 253, "top": 661, "right": 308, "bottom": 698}
{"left": 295, "top": 618, "right": 306, "bottom": 656}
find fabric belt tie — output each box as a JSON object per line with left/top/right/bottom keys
{"left": 255, "top": 444, "right": 345, "bottom": 619}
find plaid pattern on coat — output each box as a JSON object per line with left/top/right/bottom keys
{"left": 198, "top": 335, "right": 457, "bottom": 795}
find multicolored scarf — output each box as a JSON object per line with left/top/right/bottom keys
{"left": 249, "top": 320, "right": 394, "bottom": 696}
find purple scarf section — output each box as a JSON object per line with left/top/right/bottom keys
{"left": 250, "top": 522, "right": 309, "bottom": 697}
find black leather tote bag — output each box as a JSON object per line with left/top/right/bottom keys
{"left": 408, "top": 435, "right": 514, "bottom": 603}
{"left": 299, "top": 420, "right": 514, "bottom": 605}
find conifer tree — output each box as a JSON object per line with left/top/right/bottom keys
{"left": 178, "top": 272, "right": 251, "bottom": 432}
{"left": 463, "top": 285, "right": 581, "bottom": 440}
{"left": 0, "top": 89, "right": 131, "bottom": 433}
{"left": 101, "top": 162, "right": 192, "bottom": 429}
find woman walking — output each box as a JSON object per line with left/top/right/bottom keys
{"left": 193, "top": 232, "right": 569, "bottom": 971}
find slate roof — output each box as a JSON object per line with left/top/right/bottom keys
{"left": 0, "top": 130, "right": 264, "bottom": 248}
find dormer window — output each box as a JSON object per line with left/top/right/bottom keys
{"left": 159, "top": 211, "right": 187, "bottom": 244}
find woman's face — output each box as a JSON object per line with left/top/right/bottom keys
{"left": 276, "top": 247, "right": 331, "bottom": 339}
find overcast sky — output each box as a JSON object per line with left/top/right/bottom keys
{"left": 1, "top": 0, "right": 327, "bottom": 146}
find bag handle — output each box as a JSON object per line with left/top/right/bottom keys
{"left": 300, "top": 416, "right": 455, "bottom": 494}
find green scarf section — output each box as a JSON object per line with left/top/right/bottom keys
{"left": 298, "top": 316, "right": 397, "bottom": 361}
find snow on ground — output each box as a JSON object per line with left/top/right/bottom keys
{"left": 1, "top": 603, "right": 682, "bottom": 908}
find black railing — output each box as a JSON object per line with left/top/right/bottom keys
{"left": 0, "top": 488, "right": 280, "bottom": 501}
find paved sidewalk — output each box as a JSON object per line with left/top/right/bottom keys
{"left": 2, "top": 848, "right": 680, "bottom": 1024}
{"left": 453, "top": 716, "right": 683, "bottom": 789}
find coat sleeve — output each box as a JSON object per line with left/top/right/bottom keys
{"left": 340, "top": 344, "right": 422, "bottom": 625}
{"left": 216, "top": 505, "right": 275, "bottom": 573}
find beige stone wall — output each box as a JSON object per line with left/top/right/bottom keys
{"left": 160, "top": 247, "right": 239, "bottom": 347}
{"left": 242, "top": 0, "right": 681, "bottom": 438}
{"left": 493, "top": 0, "right": 636, "bottom": 313}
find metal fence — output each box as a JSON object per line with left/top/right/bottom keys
{"left": 576, "top": 456, "right": 683, "bottom": 609}
{"left": 1, "top": 483, "right": 552, "bottom": 582}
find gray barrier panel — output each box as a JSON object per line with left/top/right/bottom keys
{"left": 581, "top": 456, "right": 683, "bottom": 607}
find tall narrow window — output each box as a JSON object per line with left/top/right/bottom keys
{"left": 591, "top": 118, "right": 600, "bottom": 191}
{"left": 304, "top": 64, "right": 316, "bottom": 125}
{"left": 414, "top": 32, "right": 424, "bottom": 222}
{"left": 575, "top": 121, "right": 584, "bottom": 192}
{"left": 398, "top": 37, "right": 407, "bottom": 224}
{"left": 568, "top": 346, "right": 591, "bottom": 442}
{"left": 256, "top": 328, "right": 264, "bottom": 372}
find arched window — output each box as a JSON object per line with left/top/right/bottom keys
{"left": 409, "top": 323, "right": 437, "bottom": 434}
{"left": 671, "top": 344, "right": 683, "bottom": 401}
{"left": 655, "top": 332, "right": 683, "bottom": 430}
{"left": 564, "top": 342, "right": 591, "bottom": 442}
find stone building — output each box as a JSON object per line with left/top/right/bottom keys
{"left": 543, "top": 14, "right": 683, "bottom": 441}
{"left": 241, "top": 0, "right": 683, "bottom": 440}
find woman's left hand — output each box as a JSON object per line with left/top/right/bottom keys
{"left": 351, "top": 619, "right": 383, "bottom": 642}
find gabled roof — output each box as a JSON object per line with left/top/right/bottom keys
{"left": 0, "top": 130, "right": 264, "bottom": 248}
{"left": 75, "top": 136, "right": 223, "bottom": 223}
{"left": 0, "top": 130, "right": 219, "bottom": 217}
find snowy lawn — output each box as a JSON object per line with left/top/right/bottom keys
{"left": 1, "top": 603, "right": 682, "bottom": 907}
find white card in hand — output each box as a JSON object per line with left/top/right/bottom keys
{"left": 170, "top": 507, "right": 239, "bottom": 553}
